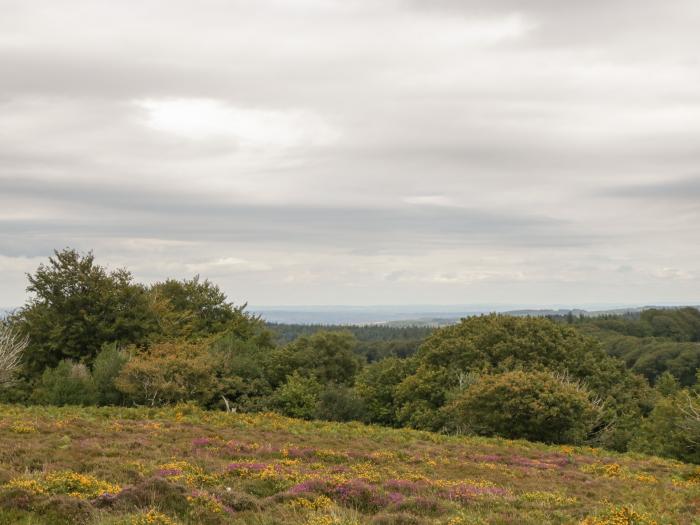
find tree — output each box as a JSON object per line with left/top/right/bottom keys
{"left": 13, "top": 249, "right": 155, "bottom": 376}
{"left": 148, "top": 276, "right": 268, "bottom": 342}
{"left": 355, "top": 357, "right": 415, "bottom": 426}
{"left": 444, "top": 370, "right": 601, "bottom": 444}
{"left": 0, "top": 323, "right": 27, "bottom": 387}
{"left": 632, "top": 388, "right": 700, "bottom": 463}
{"left": 265, "top": 331, "right": 362, "bottom": 388}
{"left": 392, "top": 314, "right": 651, "bottom": 450}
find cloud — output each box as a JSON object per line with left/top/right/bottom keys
{"left": 0, "top": 0, "right": 699, "bottom": 306}
{"left": 136, "top": 98, "right": 338, "bottom": 147}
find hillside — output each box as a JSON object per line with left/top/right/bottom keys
{"left": 0, "top": 405, "right": 698, "bottom": 525}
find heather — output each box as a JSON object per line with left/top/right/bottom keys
{"left": 1, "top": 403, "right": 698, "bottom": 524}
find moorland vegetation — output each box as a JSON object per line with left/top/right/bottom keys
{"left": 0, "top": 248, "right": 699, "bottom": 466}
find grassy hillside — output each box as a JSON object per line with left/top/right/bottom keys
{"left": 0, "top": 404, "right": 698, "bottom": 525}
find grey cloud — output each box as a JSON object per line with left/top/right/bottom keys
{"left": 0, "top": 176, "right": 599, "bottom": 256}
{"left": 603, "top": 176, "right": 700, "bottom": 202}
{"left": 1, "top": 0, "right": 699, "bottom": 305}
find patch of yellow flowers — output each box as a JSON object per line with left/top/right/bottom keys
{"left": 581, "top": 463, "right": 659, "bottom": 484}
{"left": 9, "top": 421, "right": 37, "bottom": 434}
{"left": 580, "top": 505, "right": 658, "bottom": 525}
{"left": 129, "top": 509, "right": 179, "bottom": 525}
{"left": 289, "top": 495, "right": 334, "bottom": 511}
{"left": 520, "top": 490, "right": 577, "bottom": 506}
{"left": 5, "top": 471, "right": 120, "bottom": 499}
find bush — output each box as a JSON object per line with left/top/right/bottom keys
{"left": 631, "top": 389, "right": 700, "bottom": 463}
{"left": 271, "top": 372, "right": 321, "bottom": 419}
{"left": 316, "top": 384, "right": 365, "bottom": 421}
{"left": 93, "top": 343, "right": 128, "bottom": 405}
{"left": 444, "top": 370, "right": 600, "bottom": 444}
{"left": 32, "top": 361, "right": 98, "bottom": 406}
{"left": 114, "top": 341, "right": 218, "bottom": 406}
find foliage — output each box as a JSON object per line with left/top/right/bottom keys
{"left": 92, "top": 344, "right": 129, "bottom": 406}
{"left": 266, "top": 331, "right": 362, "bottom": 388}
{"left": 631, "top": 388, "right": 700, "bottom": 464}
{"left": 270, "top": 324, "right": 433, "bottom": 362}
{"left": 12, "top": 249, "right": 155, "bottom": 376}
{"left": 444, "top": 370, "right": 600, "bottom": 444}
{"left": 149, "top": 276, "right": 268, "bottom": 343}
{"left": 316, "top": 384, "right": 365, "bottom": 422}
{"left": 355, "top": 357, "right": 415, "bottom": 427}
{"left": 271, "top": 371, "right": 322, "bottom": 419}
{"left": 390, "top": 315, "right": 648, "bottom": 448}
{"left": 32, "top": 360, "right": 98, "bottom": 406}
{"left": 114, "top": 341, "right": 219, "bottom": 407}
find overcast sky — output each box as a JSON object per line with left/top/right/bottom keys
{"left": 1, "top": 0, "right": 700, "bottom": 308}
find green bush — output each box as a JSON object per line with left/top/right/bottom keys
{"left": 316, "top": 383, "right": 365, "bottom": 421}
{"left": 271, "top": 371, "right": 321, "bottom": 419}
{"left": 444, "top": 370, "right": 600, "bottom": 444}
{"left": 32, "top": 361, "right": 98, "bottom": 406}
{"left": 92, "top": 343, "right": 128, "bottom": 405}
{"left": 631, "top": 389, "right": 700, "bottom": 463}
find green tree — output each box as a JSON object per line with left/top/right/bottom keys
{"left": 355, "top": 357, "right": 415, "bottom": 426}
{"left": 655, "top": 371, "right": 681, "bottom": 397}
{"left": 266, "top": 331, "right": 362, "bottom": 388}
{"left": 444, "top": 370, "right": 600, "bottom": 444}
{"left": 632, "top": 389, "right": 700, "bottom": 463}
{"left": 148, "top": 276, "right": 268, "bottom": 342}
{"left": 316, "top": 384, "right": 365, "bottom": 422}
{"left": 392, "top": 315, "right": 650, "bottom": 450}
{"left": 14, "top": 249, "right": 155, "bottom": 376}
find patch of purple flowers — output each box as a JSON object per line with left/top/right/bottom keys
{"left": 156, "top": 468, "right": 182, "bottom": 477}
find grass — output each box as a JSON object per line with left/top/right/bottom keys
{"left": 0, "top": 404, "right": 698, "bottom": 524}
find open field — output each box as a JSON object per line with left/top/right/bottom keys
{"left": 0, "top": 404, "right": 698, "bottom": 525}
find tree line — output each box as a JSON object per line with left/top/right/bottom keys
{"left": 1, "top": 249, "right": 699, "bottom": 464}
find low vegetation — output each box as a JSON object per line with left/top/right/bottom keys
{"left": 2, "top": 248, "right": 700, "bottom": 522}
{"left": 0, "top": 403, "right": 698, "bottom": 524}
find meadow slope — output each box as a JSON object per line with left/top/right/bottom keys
{"left": 0, "top": 404, "right": 698, "bottom": 525}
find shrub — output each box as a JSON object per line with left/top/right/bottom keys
{"left": 32, "top": 361, "right": 98, "bottom": 406}
{"left": 444, "top": 370, "right": 600, "bottom": 444}
{"left": 115, "top": 341, "right": 218, "bottom": 406}
{"left": 631, "top": 389, "right": 700, "bottom": 463}
{"left": 36, "top": 495, "right": 94, "bottom": 525}
{"left": 93, "top": 343, "right": 128, "bottom": 405}
{"left": 316, "top": 384, "right": 365, "bottom": 422}
{"left": 99, "top": 477, "right": 189, "bottom": 515}
{"left": 271, "top": 372, "right": 321, "bottom": 420}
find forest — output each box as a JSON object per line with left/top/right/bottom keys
{"left": 1, "top": 249, "right": 699, "bottom": 465}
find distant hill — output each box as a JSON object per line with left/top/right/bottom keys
{"left": 252, "top": 304, "right": 700, "bottom": 326}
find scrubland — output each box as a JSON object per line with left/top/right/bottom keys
{"left": 1, "top": 404, "right": 698, "bottom": 525}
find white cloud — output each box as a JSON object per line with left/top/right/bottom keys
{"left": 136, "top": 98, "right": 338, "bottom": 148}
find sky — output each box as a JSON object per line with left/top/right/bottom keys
{"left": 1, "top": 0, "right": 700, "bottom": 308}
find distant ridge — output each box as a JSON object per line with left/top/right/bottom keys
{"left": 252, "top": 304, "right": 700, "bottom": 326}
